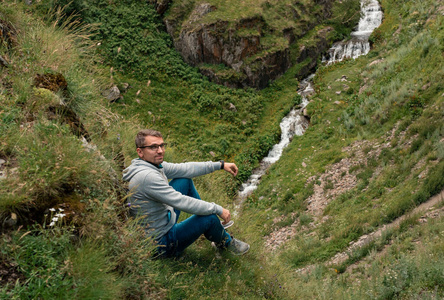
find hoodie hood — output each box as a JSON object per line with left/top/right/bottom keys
{"left": 122, "top": 158, "right": 158, "bottom": 182}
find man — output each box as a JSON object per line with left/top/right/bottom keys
{"left": 122, "top": 129, "right": 250, "bottom": 257}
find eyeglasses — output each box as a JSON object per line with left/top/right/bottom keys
{"left": 138, "top": 143, "right": 168, "bottom": 151}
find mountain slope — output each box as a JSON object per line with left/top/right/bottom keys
{"left": 0, "top": 0, "right": 443, "bottom": 299}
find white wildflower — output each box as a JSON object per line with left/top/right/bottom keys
{"left": 49, "top": 208, "right": 56, "bottom": 212}
{"left": 52, "top": 217, "right": 59, "bottom": 222}
{"left": 49, "top": 222, "right": 55, "bottom": 227}
{"left": 58, "top": 208, "right": 64, "bottom": 212}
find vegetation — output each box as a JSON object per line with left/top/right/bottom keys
{"left": 1, "top": 0, "right": 443, "bottom": 299}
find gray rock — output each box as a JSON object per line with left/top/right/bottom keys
{"left": 228, "top": 103, "right": 237, "bottom": 111}
{"left": 102, "top": 85, "right": 121, "bottom": 102}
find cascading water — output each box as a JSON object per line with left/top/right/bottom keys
{"left": 237, "top": 0, "right": 382, "bottom": 200}
{"left": 324, "top": 0, "right": 383, "bottom": 63}
{"left": 238, "top": 76, "right": 314, "bottom": 198}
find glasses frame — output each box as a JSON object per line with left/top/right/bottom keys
{"left": 138, "top": 143, "right": 168, "bottom": 151}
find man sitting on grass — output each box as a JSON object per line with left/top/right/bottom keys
{"left": 123, "top": 129, "right": 250, "bottom": 257}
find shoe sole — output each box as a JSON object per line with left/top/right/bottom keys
{"left": 221, "top": 220, "right": 234, "bottom": 229}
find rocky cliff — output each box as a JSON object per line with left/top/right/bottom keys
{"left": 157, "top": 0, "right": 335, "bottom": 89}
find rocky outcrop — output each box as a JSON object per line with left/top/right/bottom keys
{"left": 162, "top": 1, "right": 335, "bottom": 89}
{"left": 165, "top": 3, "right": 290, "bottom": 89}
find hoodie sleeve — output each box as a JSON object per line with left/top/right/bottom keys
{"left": 140, "top": 171, "right": 223, "bottom": 216}
{"left": 163, "top": 161, "right": 221, "bottom": 179}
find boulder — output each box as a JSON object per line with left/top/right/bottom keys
{"left": 102, "top": 85, "right": 121, "bottom": 102}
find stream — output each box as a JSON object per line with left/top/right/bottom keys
{"left": 237, "top": 0, "right": 382, "bottom": 200}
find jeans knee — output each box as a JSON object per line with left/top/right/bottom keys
{"left": 170, "top": 178, "right": 193, "bottom": 186}
{"left": 207, "top": 214, "right": 220, "bottom": 224}
{"left": 197, "top": 214, "right": 220, "bottom": 228}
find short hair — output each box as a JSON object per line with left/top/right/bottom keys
{"left": 135, "top": 129, "right": 163, "bottom": 148}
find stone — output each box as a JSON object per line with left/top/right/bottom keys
{"left": 118, "top": 82, "right": 130, "bottom": 93}
{"left": 0, "top": 158, "right": 5, "bottom": 166}
{"left": 102, "top": 85, "right": 121, "bottom": 102}
{"left": 209, "top": 151, "right": 216, "bottom": 157}
{"left": 228, "top": 103, "right": 237, "bottom": 111}
{"left": 335, "top": 91, "right": 341, "bottom": 95}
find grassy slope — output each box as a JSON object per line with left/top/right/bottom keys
{"left": 241, "top": 0, "right": 444, "bottom": 297}
{"left": 1, "top": 0, "right": 443, "bottom": 299}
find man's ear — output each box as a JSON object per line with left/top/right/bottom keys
{"left": 136, "top": 148, "right": 143, "bottom": 158}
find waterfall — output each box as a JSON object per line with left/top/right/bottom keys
{"left": 324, "top": 0, "right": 383, "bottom": 63}
{"left": 237, "top": 0, "right": 382, "bottom": 200}
{"left": 238, "top": 76, "right": 314, "bottom": 198}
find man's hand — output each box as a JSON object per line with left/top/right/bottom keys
{"left": 220, "top": 208, "right": 231, "bottom": 225}
{"left": 224, "top": 162, "right": 238, "bottom": 177}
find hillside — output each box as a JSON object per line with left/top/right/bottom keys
{"left": 1, "top": 0, "right": 443, "bottom": 299}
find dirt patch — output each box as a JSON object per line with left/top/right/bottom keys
{"left": 263, "top": 124, "right": 418, "bottom": 252}
{"left": 0, "top": 258, "right": 26, "bottom": 290}
{"left": 33, "top": 73, "right": 68, "bottom": 93}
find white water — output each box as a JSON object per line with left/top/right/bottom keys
{"left": 238, "top": 76, "right": 314, "bottom": 198}
{"left": 237, "top": 0, "right": 382, "bottom": 200}
{"left": 324, "top": 0, "right": 383, "bottom": 63}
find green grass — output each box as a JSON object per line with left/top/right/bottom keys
{"left": 1, "top": 0, "right": 444, "bottom": 298}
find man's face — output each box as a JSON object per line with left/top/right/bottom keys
{"left": 136, "top": 136, "right": 165, "bottom": 165}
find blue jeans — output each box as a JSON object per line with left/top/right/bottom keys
{"left": 157, "top": 178, "right": 232, "bottom": 257}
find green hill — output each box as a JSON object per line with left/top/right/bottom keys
{"left": 1, "top": 0, "right": 443, "bottom": 298}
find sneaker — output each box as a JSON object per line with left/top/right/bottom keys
{"left": 221, "top": 220, "right": 234, "bottom": 229}
{"left": 227, "top": 237, "right": 250, "bottom": 255}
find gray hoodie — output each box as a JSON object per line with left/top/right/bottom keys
{"left": 122, "top": 158, "right": 223, "bottom": 238}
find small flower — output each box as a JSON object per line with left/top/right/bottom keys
{"left": 55, "top": 213, "right": 66, "bottom": 218}
{"left": 49, "top": 208, "right": 56, "bottom": 212}
{"left": 52, "top": 217, "right": 59, "bottom": 222}
{"left": 49, "top": 221, "right": 55, "bottom": 227}
{"left": 58, "top": 208, "right": 64, "bottom": 212}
